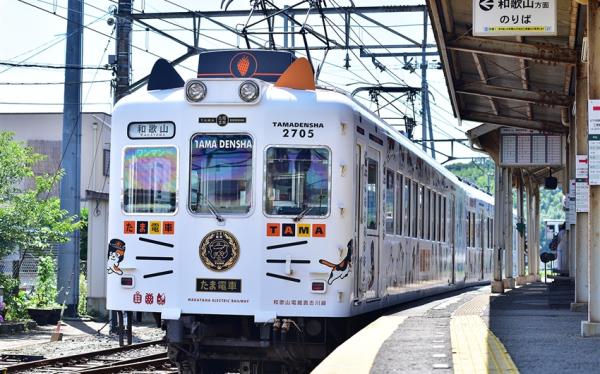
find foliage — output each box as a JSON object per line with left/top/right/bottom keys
{"left": 5, "top": 290, "right": 29, "bottom": 321}
{"left": 80, "top": 207, "right": 88, "bottom": 261}
{"left": 0, "top": 132, "right": 80, "bottom": 261}
{"left": 446, "top": 159, "right": 495, "bottom": 194}
{"left": 28, "top": 256, "right": 59, "bottom": 309}
{"left": 78, "top": 272, "right": 87, "bottom": 316}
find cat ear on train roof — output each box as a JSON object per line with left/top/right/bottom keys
{"left": 147, "top": 58, "right": 185, "bottom": 91}
{"left": 274, "top": 57, "right": 316, "bottom": 91}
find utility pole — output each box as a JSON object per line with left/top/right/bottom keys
{"left": 420, "top": 9, "right": 435, "bottom": 158}
{"left": 58, "top": 0, "right": 83, "bottom": 317}
{"left": 115, "top": 0, "right": 133, "bottom": 102}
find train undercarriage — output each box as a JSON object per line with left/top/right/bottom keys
{"left": 165, "top": 315, "right": 357, "bottom": 374}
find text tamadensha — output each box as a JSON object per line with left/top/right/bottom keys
{"left": 194, "top": 139, "right": 253, "bottom": 149}
{"left": 273, "top": 122, "right": 324, "bottom": 128}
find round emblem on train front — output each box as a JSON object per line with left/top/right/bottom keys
{"left": 199, "top": 230, "right": 240, "bottom": 271}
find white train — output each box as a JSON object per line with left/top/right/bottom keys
{"left": 106, "top": 50, "right": 494, "bottom": 373}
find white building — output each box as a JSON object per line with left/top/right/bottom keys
{"left": 0, "top": 112, "right": 111, "bottom": 316}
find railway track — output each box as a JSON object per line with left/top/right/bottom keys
{"left": 0, "top": 339, "right": 176, "bottom": 373}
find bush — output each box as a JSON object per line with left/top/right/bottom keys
{"left": 78, "top": 272, "right": 87, "bottom": 316}
{"left": 0, "top": 274, "right": 29, "bottom": 321}
{"left": 28, "top": 256, "right": 59, "bottom": 309}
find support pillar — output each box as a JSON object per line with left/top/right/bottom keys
{"left": 572, "top": 60, "right": 589, "bottom": 312}
{"left": 517, "top": 173, "right": 527, "bottom": 285}
{"left": 492, "top": 166, "right": 504, "bottom": 293}
{"left": 504, "top": 168, "right": 516, "bottom": 289}
{"left": 526, "top": 181, "right": 536, "bottom": 283}
{"left": 583, "top": 0, "right": 600, "bottom": 336}
{"left": 533, "top": 186, "right": 541, "bottom": 281}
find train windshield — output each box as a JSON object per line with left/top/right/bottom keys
{"left": 264, "top": 147, "right": 330, "bottom": 217}
{"left": 189, "top": 134, "right": 253, "bottom": 215}
{"left": 123, "top": 146, "right": 178, "bottom": 214}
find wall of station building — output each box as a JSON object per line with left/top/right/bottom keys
{"left": 0, "top": 112, "right": 111, "bottom": 316}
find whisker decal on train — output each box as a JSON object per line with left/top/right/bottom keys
{"left": 106, "top": 49, "right": 494, "bottom": 373}
{"left": 142, "top": 270, "right": 174, "bottom": 279}
{"left": 135, "top": 256, "right": 174, "bottom": 261}
{"left": 138, "top": 237, "right": 174, "bottom": 248}
{"left": 265, "top": 240, "right": 309, "bottom": 250}
{"left": 265, "top": 272, "right": 301, "bottom": 283}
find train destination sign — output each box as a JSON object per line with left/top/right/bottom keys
{"left": 128, "top": 121, "right": 175, "bottom": 139}
{"left": 473, "top": 0, "right": 556, "bottom": 36}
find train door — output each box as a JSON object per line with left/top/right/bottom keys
{"left": 450, "top": 195, "right": 456, "bottom": 284}
{"left": 354, "top": 143, "right": 364, "bottom": 300}
{"left": 365, "top": 148, "right": 381, "bottom": 298}
{"left": 480, "top": 211, "right": 486, "bottom": 280}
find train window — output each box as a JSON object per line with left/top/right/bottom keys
{"left": 412, "top": 181, "right": 418, "bottom": 238}
{"left": 423, "top": 187, "right": 433, "bottom": 240}
{"left": 442, "top": 197, "right": 446, "bottom": 242}
{"left": 385, "top": 169, "right": 395, "bottom": 234}
{"left": 433, "top": 193, "right": 438, "bottom": 242}
{"left": 264, "top": 147, "right": 330, "bottom": 217}
{"left": 466, "top": 212, "right": 471, "bottom": 247}
{"left": 366, "top": 158, "right": 378, "bottom": 229}
{"left": 395, "top": 173, "right": 403, "bottom": 236}
{"left": 418, "top": 185, "right": 424, "bottom": 239}
{"left": 190, "top": 134, "right": 253, "bottom": 215}
{"left": 123, "top": 146, "right": 178, "bottom": 214}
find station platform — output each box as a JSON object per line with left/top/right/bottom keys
{"left": 314, "top": 278, "right": 600, "bottom": 373}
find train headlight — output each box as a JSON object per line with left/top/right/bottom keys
{"left": 239, "top": 80, "right": 260, "bottom": 102}
{"left": 186, "top": 81, "right": 207, "bottom": 102}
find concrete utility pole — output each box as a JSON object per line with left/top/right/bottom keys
{"left": 572, "top": 62, "right": 589, "bottom": 312}
{"left": 420, "top": 9, "right": 435, "bottom": 158}
{"left": 58, "top": 0, "right": 83, "bottom": 316}
{"left": 115, "top": 0, "right": 133, "bottom": 103}
{"left": 583, "top": 0, "right": 600, "bottom": 336}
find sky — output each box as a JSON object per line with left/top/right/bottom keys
{"left": 0, "top": 0, "right": 486, "bottom": 164}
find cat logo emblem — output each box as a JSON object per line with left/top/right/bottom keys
{"left": 199, "top": 230, "right": 240, "bottom": 271}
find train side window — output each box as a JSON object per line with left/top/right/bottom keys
{"left": 418, "top": 184, "right": 424, "bottom": 239}
{"left": 395, "top": 173, "right": 403, "bottom": 236}
{"left": 190, "top": 134, "right": 253, "bottom": 215}
{"left": 123, "top": 146, "right": 178, "bottom": 214}
{"left": 442, "top": 196, "right": 446, "bottom": 242}
{"left": 366, "top": 158, "right": 378, "bottom": 229}
{"left": 264, "top": 146, "right": 330, "bottom": 217}
{"left": 385, "top": 169, "right": 395, "bottom": 234}
{"left": 466, "top": 212, "right": 471, "bottom": 247}
{"left": 434, "top": 193, "right": 439, "bottom": 242}
{"left": 403, "top": 177, "right": 415, "bottom": 237}
{"left": 412, "top": 181, "right": 418, "bottom": 238}
{"left": 424, "top": 188, "right": 429, "bottom": 240}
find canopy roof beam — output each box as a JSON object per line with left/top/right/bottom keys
{"left": 462, "top": 110, "right": 567, "bottom": 133}
{"left": 446, "top": 36, "right": 577, "bottom": 65}
{"left": 457, "top": 82, "right": 572, "bottom": 107}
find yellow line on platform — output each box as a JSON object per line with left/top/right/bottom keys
{"left": 451, "top": 315, "right": 519, "bottom": 374}
{"left": 311, "top": 316, "right": 406, "bottom": 374}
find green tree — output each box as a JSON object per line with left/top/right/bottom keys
{"left": 0, "top": 132, "right": 79, "bottom": 273}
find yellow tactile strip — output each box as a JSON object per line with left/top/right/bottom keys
{"left": 451, "top": 297, "right": 519, "bottom": 374}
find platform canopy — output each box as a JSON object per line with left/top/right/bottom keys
{"left": 426, "top": 0, "right": 581, "bottom": 182}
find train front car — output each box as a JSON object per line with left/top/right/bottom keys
{"left": 106, "top": 51, "right": 356, "bottom": 372}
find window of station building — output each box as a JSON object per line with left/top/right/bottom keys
{"left": 385, "top": 169, "right": 395, "bottom": 234}
{"left": 265, "top": 146, "right": 330, "bottom": 217}
{"left": 190, "top": 134, "right": 253, "bottom": 215}
{"left": 395, "top": 173, "right": 404, "bottom": 236}
{"left": 123, "top": 146, "right": 178, "bottom": 214}
{"left": 366, "top": 158, "right": 378, "bottom": 229}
